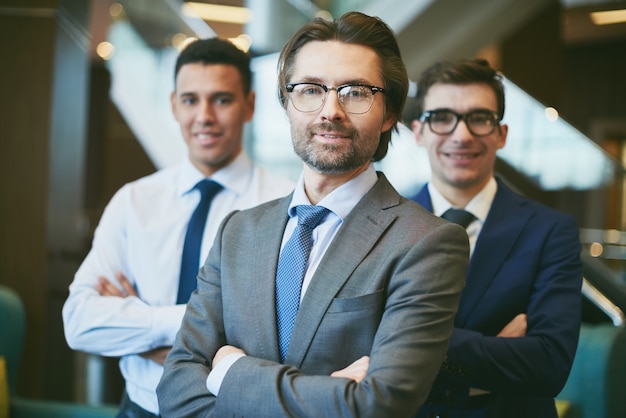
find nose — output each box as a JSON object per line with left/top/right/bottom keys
{"left": 319, "top": 89, "right": 346, "bottom": 121}
{"left": 196, "top": 100, "right": 216, "bottom": 124}
{"left": 450, "top": 117, "right": 474, "bottom": 143}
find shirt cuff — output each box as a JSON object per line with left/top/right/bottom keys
{"left": 206, "top": 352, "right": 246, "bottom": 396}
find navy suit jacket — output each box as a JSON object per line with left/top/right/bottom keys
{"left": 412, "top": 178, "right": 582, "bottom": 418}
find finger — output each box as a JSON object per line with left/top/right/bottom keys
{"left": 330, "top": 356, "right": 370, "bottom": 381}
{"left": 96, "top": 276, "right": 114, "bottom": 296}
{"left": 97, "top": 276, "right": 124, "bottom": 297}
{"left": 116, "top": 272, "right": 137, "bottom": 297}
{"left": 94, "top": 280, "right": 105, "bottom": 295}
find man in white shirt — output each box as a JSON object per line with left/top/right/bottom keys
{"left": 62, "top": 37, "right": 294, "bottom": 417}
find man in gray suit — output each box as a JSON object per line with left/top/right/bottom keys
{"left": 157, "top": 11, "right": 469, "bottom": 418}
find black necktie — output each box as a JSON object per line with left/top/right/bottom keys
{"left": 441, "top": 208, "right": 475, "bottom": 229}
{"left": 177, "top": 179, "right": 223, "bottom": 304}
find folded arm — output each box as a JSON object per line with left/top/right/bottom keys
{"left": 62, "top": 188, "right": 185, "bottom": 357}
{"left": 157, "top": 212, "right": 469, "bottom": 418}
{"left": 442, "top": 216, "right": 582, "bottom": 396}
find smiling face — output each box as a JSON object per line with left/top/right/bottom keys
{"left": 171, "top": 63, "right": 254, "bottom": 177}
{"left": 413, "top": 82, "right": 507, "bottom": 199}
{"left": 285, "top": 41, "right": 395, "bottom": 177}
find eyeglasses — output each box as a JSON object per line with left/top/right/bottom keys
{"left": 285, "top": 82, "right": 385, "bottom": 114}
{"left": 419, "top": 109, "right": 501, "bottom": 137}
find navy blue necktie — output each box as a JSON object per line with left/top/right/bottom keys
{"left": 275, "top": 205, "right": 329, "bottom": 363}
{"left": 177, "top": 179, "right": 223, "bottom": 304}
{"left": 442, "top": 208, "right": 475, "bottom": 229}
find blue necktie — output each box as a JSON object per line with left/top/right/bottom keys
{"left": 442, "top": 208, "right": 475, "bottom": 229}
{"left": 177, "top": 179, "right": 223, "bottom": 304}
{"left": 275, "top": 205, "right": 329, "bottom": 363}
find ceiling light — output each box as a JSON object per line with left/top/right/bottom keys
{"left": 172, "top": 34, "right": 197, "bottom": 51}
{"left": 590, "top": 9, "right": 626, "bottom": 25}
{"left": 182, "top": 2, "right": 252, "bottom": 25}
{"left": 545, "top": 107, "right": 559, "bottom": 122}
{"left": 228, "top": 34, "right": 252, "bottom": 53}
{"left": 96, "top": 42, "right": 115, "bottom": 60}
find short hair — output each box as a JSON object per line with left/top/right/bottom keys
{"left": 174, "top": 37, "right": 252, "bottom": 94}
{"left": 415, "top": 58, "right": 505, "bottom": 121}
{"left": 277, "top": 11, "right": 409, "bottom": 162}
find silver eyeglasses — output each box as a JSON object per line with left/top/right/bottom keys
{"left": 285, "top": 82, "right": 385, "bottom": 114}
{"left": 419, "top": 109, "right": 501, "bottom": 137}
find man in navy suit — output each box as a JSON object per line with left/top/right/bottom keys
{"left": 410, "top": 58, "right": 582, "bottom": 418}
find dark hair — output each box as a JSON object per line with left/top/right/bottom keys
{"left": 174, "top": 37, "right": 252, "bottom": 94}
{"left": 415, "top": 58, "right": 505, "bottom": 121}
{"left": 277, "top": 11, "right": 408, "bottom": 162}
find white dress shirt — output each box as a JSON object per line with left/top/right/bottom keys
{"left": 427, "top": 177, "right": 497, "bottom": 255}
{"left": 62, "top": 152, "right": 294, "bottom": 414}
{"left": 206, "top": 164, "right": 378, "bottom": 395}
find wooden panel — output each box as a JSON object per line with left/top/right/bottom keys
{"left": 0, "top": 10, "right": 58, "bottom": 399}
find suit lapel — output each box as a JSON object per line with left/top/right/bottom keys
{"left": 455, "top": 181, "right": 532, "bottom": 325}
{"left": 286, "top": 175, "right": 400, "bottom": 367}
{"left": 412, "top": 185, "right": 433, "bottom": 212}
{"left": 413, "top": 181, "right": 534, "bottom": 326}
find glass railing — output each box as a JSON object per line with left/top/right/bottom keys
{"left": 498, "top": 80, "right": 620, "bottom": 191}
{"left": 581, "top": 228, "right": 626, "bottom": 321}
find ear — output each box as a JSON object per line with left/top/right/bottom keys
{"left": 411, "top": 119, "right": 425, "bottom": 146}
{"left": 170, "top": 91, "right": 179, "bottom": 122}
{"left": 497, "top": 123, "right": 508, "bottom": 149}
{"left": 381, "top": 111, "right": 396, "bottom": 134}
{"left": 244, "top": 90, "right": 255, "bottom": 122}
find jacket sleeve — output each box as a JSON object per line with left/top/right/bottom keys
{"left": 157, "top": 210, "right": 469, "bottom": 418}
{"left": 438, "top": 214, "right": 582, "bottom": 396}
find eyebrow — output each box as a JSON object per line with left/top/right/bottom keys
{"left": 427, "top": 107, "right": 497, "bottom": 113}
{"left": 292, "top": 77, "right": 377, "bottom": 86}
{"left": 178, "top": 91, "right": 236, "bottom": 99}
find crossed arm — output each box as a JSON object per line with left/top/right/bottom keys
{"left": 95, "top": 273, "right": 170, "bottom": 365}
{"left": 497, "top": 313, "right": 527, "bottom": 337}
{"left": 97, "top": 273, "right": 369, "bottom": 380}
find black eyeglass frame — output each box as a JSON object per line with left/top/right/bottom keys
{"left": 419, "top": 109, "right": 502, "bottom": 137}
{"left": 285, "top": 82, "right": 385, "bottom": 114}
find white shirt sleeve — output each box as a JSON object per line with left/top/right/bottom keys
{"left": 206, "top": 353, "right": 246, "bottom": 395}
{"left": 62, "top": 184, "right": 187, "bottom": 356}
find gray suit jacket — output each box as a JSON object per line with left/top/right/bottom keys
{"left": 157, "top": 173, "right": 469, "bottom": 417}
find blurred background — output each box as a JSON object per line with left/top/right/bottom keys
{"left": 1, "top": 0, "right": 626, "bottom": 407}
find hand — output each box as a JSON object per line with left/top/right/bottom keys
{"left": 95, "top": 272, "right": 137, "bottom": 298}
{"left": 140, "top": 347, "right": 171, "bottom": 365}
{"left": 497, "top": 313, "right": 527, "bottom": 337}
{"left": 212, "top": 345, "right": 246, "bottom": 369}
{"left": 330, "top": 356, "right": 370, "bottom": 383}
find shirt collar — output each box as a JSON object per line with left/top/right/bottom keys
{"left": 288, "top": 164, "right": 378, "bottom": 220}
{"left": 177, "top": 151, "right": 252, "bottom": 197}
{"left": 428, "top": 176, "right": 497, "bottom": 223}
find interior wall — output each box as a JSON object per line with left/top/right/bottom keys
{"left": 501, "top": 1, "right": 564, "bottom": 112}
{"left": 498, "top": 1, "right": 626, "bottom": 230}
{"left": 0, "top": 0, "right": 64, "bottom": 397}
{"left": 0, "top": 0, "right": 155, "bottom": 402}
{"left": 562, "top": 38, "right": 626, "bottom": 137}
{"left": 45, "top": 0, "right": 94, "bottom": 401}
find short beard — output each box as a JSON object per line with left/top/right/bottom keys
{"left": 292, "top": 123, "right": 376, "bottom": 174}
